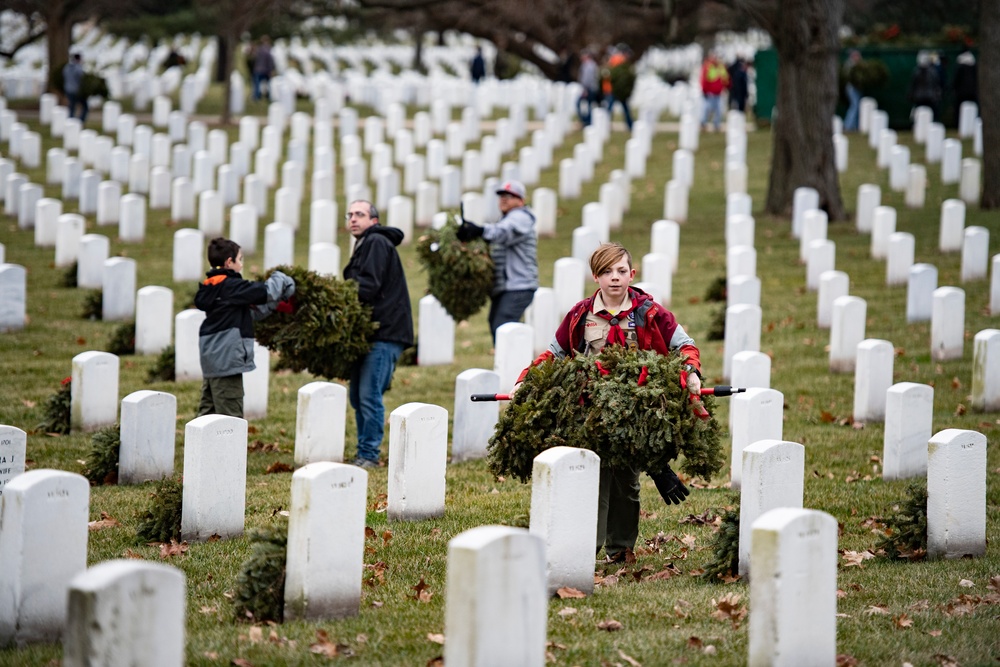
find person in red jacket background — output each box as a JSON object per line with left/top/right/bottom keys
{"left": 700, "top": 51, "right": 730, "bottom": 132}
{"left": 516, "top": 242, "right": 703, "bottom": 562}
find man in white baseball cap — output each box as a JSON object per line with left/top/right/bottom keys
{"left": 457, "top": 179, "right": 539, "bottom": 342}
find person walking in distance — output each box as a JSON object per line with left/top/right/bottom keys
{"left": 700, "top": 51, "right": 730, "bottom": 131}
{"left": 343, "top": 200, "right": 414, "bottom": 468}
{"left": 62, "top": 53, "right": 88, "bottom": 122}
{"left": 456, "top": 180, "right": 539, "bottom": 344}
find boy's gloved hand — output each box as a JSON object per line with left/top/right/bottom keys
{"left": 649, "top": 465, "right": 690, "bottom": 505}
{"left": 276, "top": 299, "right": 294, "bottom": 314}
{"left": 456, "top": 220, "right": 484, "bottom": 242}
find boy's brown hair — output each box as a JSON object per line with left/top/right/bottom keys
{"left": 589, "top": 242, "right": 633, "bottom": 276}
{"left": 207, "top": 237, "right": 241, "bottom": 268}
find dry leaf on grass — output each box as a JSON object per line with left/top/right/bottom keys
{"left": 365, "top": 526, "right": 376, "bottom": 539}
{"left": 158, "top": 540, "right": 188, "bottom": 559}
{"left": 710, "top": 593, "right": 747, "bottom": 626}
{"left": 927, "top": 629, "right": 942, "bottom": 637}
{"left": 556, "top": 587, "right": 586, "bottom": 599}
{"left": 88, "top": 511, "right": 120, "bottom": 531}
{"left": 382, "top": 529, "right": 393, "bottom": 545}
{"left": 687, "top": 636, "right": 703, "bottom": 649}
{"left": 841, "top": 549, "right": 876, "bottom": 567}
{"left": 310, "top": 630, "right": 341, "bottom": 657}
{"left": 988, "top": 575, "right": 1000, "bottom": 592}
{"left": 122, "top": 549, "right": 144, "bottom": 559}
{"left": 674, "top": 599, "right": 693, "bottom": 618}
{"left": 933, "top": 654, "right": 960, "bottom": 667}
{"left": 411, "top": 577, "right": 433, "bottom": 602}
{"left": 558, "top": 607, "right": 577, "bottom": 617}
{"left": 836, "top": 655, "right": 859, "bottom": 667}
{"left": 426, "top": 657, "right": 444, "bottom": 667}
{"left": 426, "top": 633, "right": 445, "bottom": 645}
{"left": 958, "top": 579, "right": 974, "bottom": 588}
{"left": 264, "top": 461, "right": 292, "bottom": 474}
{"left": 864, "top": 605, "right": 890, "bottom": 615}
{"left": 597, "top": 619, "right": 623, "bottom": 631}
{"left": 894, "top": 613, "right": 914, "bottom": 629}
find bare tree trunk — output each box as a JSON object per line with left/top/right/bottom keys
{"left": 46, "top": 13, "right": 73, "bottom": 94}
{"left": 764, "top": 0, "right": 846, "bottom": 219}
{"left": 219, "top": 29, "right": 236, "bottom": 125}
{"left": 980, "top": 0, "right": 999, "bottom": 209}
{"left": 215, "top": 34, "right": 229, "bottom": 83}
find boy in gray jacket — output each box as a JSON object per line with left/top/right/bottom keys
{"left": 194, "top": 237, "right": 294, "bottom": 418}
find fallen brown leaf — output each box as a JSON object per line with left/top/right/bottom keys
{"left": 556, "top": 587, "right": 586, "bottom": 599}
{"left": 894, "top": 613, "right": 913, "bottom": 629}
{"left": 927, "top": 629, "right": 942, "bottom": 637}
{"left": 687, "top": 636, "right": 703, "bottom": 649}
{"left": 382, "top": 529, "right": 393, "bottom": 546}
{"left": 710, "top": 593, "right": 747, "bottom": 626}
{"left": 836, "top": 655, "right": 859, "bottom": 667}
{"left": 265, "top": 461, "right": 292, "bottom": 474}
{"left": 411, "top": 577, "right": 433, "bottom": 602}
{"left": 958, "top": 579, "right": 974, "bottom": 588}
{"left": 841, "top": 549, "right": 876, "bottom": 568}
{"left": 426, "top": 657, "right": 444, "bottom": 667}
{"left": 310, "top": 630, "right": 340, "bottom": 657}
{"left": 674, "top": 599, "right": 693, "bottom": 619}
{"left": 557, "top": 607, "right": 577, "bottom": 617}
{"left": 864, "top": 605, "right": 890, "bottom": 615}
{"left": 122, "top": 549, "right": 144, "bottom": 559}
{"left": 933, "top": 654, "right": 959, "bottom": 667}
{"left": 88, "top": 511, "right": 121, "bottom": 531}
{"left": 426, "top": 633, "right": 445, "bottom": 645}
{"left": 159, "top": 540, "right": 189, "bottom": 559}
{"left": 365, "top": 526, "right": 376, "bottom": 539}
{"left": 597, "top": 619, "right": 623, "bottom": 631}
{"left": 232, "top": 660, "right": 254, "bottom": 667}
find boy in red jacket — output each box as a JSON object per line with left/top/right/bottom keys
{"left": 517, "top": 242, "right": 703, "bottom": 562}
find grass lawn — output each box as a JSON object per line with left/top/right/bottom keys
{"left": 0, "top": 92, "right": 997, "bottom": 666}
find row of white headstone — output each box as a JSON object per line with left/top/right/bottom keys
{"left": 2, "top": 420, "right": 987, "bottom": 665}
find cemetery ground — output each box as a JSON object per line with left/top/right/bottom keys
{"left": 0, "top": 106, "right": 998, "bottom": 666}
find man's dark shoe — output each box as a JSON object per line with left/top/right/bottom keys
{"left": 353, "top": 457, "right": 379, "bottom": 469}
{"left": 649, "top": 465, "right": 690, "bottom": 505}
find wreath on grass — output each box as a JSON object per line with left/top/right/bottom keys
{"left": 416, "top": 220, "right": 494, "bottom": 322}
{"left": 253, "top": 265, "right": 377, "bottom": 381}
{"left": 487, "top": 346, "right": 724, "bottom": 482}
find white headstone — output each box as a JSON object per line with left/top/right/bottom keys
{"left": 723, "top": 304, "right": 761, "bottom": 381}
{"left": 135, "top": 286, "right": 173, "bottom": 355}
{"left": 930, "top": 286, "right": 964, "bottom": 361}
{"left": 886, "top": 232, "right": 914, "bottom": 286}
{"left": 494, "top": 322, "right": 535, "bottom": 394}
{"left": 906, "top": 263, "right": 937, "bottom": 323}
{"left": 284, "top": 462, "right": 367, "bottom": 620}
{"left": 0, "top": 265, "right": 26, "bottom": 333}
{"left": 174, "top": 309, "right": 206, "bottom": 381}
{"left": 927, "top": 429, "right": 986, "bottom": 559}
{"left": 748, "top": 508, "right": 837, "bottom": 667}
{"left": 855, "top": 183, "right": 882, "bottom": 233}
{"left": 71, "top": 351, "right": 119, "bottom": 432}
{"left": 817, "top": 269, "right": 848, "bottom": 329}
{"left": 444, "top": 526, "right": 547, "bottom": 667}
{"left": 663, "top": 180, "right": 688, "bottom": 223}
{"left": 960, "top": 226, "right": 989, "bottom": 282}
{"left": 387, "top": 403, "right": 448, "bottom": 521}
{"left": 852, "top": 339, "right": 893, "bottom": 422}
{"left": 0, "top": 470, "right": 89, "bottom": 646}
{"left": 870, "top": 206, "right": 896, "bottom": 260}
{"left": 96, "top": 180, "right": 122, "bottom": 226}
{"left": 524, "top": 287, "right": 558, "bottom": 356}
{"left": 452, "top": 369, "right": 500, "bottom": 463}
{"left": 242, "top": 342, "right": 270, "bottom": 420}
{"left": 102, "top": 257, "right": 137, "bottom": 322}
{"left": 738, "top": 440, "right": 805, "bottom": 577}
{"left": 180, "top": 414, "right": 248, "bottom": 541}
{"left": 905, "top": 164, "right": 926, "bottom": 208}
{"left": 939, "top": 199, "right": 965, "bottom": 253}
{"left": 940, "top": 139, "right": 961, "bottom": 184}
{"left": 119, "top": 193, "right": 146, "bottom": 243}
{"left": 650, "top": 220, "right": 680, "bottom": 273}
{"left": 971, "top": 329, "right": 1000, "bottom": 412}
{"left": 806, "top": 239, "right": 835, "bottom": 291}
{"left": 829, "top": 295, "right": 866, "bottom": 372}
{"left": 64, "top": 560, "right": 185, "bottom": 667}
{"left": 730, "top": 388, "right": 783, "bottom": 489}
{"left": 55, "top": 213, "right": 87, "bottom": 267}
{"left": 263, "top": 222, "right": 294, "bottom": 270}
{"left": 294, "top": 382, "right": 347, "bottom": 467}
{"left": 119, "top": 390, "right": 177, "bottom": 485}
{"left": 529, "top": 447, "right": 600, "bottom": 596}
{"left": 799, "top": 210, "right": 828, "bottom": 263}
{"left": 883, "top": 382, "right": 933, "bottom": 481}
{"left": 0, "top": 425, "right": 27, "bottom": 494}
{"left": 791, "top": 187, "right": 818, "bottom": 239}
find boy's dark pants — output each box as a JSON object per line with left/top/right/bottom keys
{"left": 596, "top": 465, "right": 641, "bottom": 558}
{"left": 198, "top": 374, "right": 244, "bottom": 418}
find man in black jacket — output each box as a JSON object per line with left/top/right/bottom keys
{"left": 343, "top": 200, "right": 414, "bottom": 467}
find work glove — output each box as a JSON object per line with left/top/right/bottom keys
{"left": 456, "top": 220, "right": 484, "bottom": 242}
{"left": 276, "top": 299, "right": 294, "bottom": 314}
{"left": 649, "top": 465, "right": 690, "bottom": 505}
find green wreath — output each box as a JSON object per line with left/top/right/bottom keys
{"left": 253, "top": 265, "right": 377, "bottom": 380}
{"left": 415, "top": 220, "right": 494, "bottom": 322}
{"left": 487, "top": 346, "right": 725, "bottom": 482}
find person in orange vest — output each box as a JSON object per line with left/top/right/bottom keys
{"left": 700, "top": 51, "right": 730, "bottom": 131}
{"left": 604, "top": 44, "right": 636, "bottom": 131}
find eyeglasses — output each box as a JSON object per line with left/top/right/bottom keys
{"left": 345, "top": 212, "right": 368, "bottom": 220}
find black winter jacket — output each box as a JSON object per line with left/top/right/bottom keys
{"left": 194, "top": 269, "right": 293, "bottom": 377}
{"left": 344, "top": 225, "right": 414, "bottom": 347}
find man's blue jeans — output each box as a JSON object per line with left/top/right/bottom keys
{"left": 349, "top": 341, "right": 404, "bottom": 463}
{"left": 702, "top": 94, "right": 723, "bottom": 130}
{"left": 488, "top": 289, "right": 536, "bottom": 343}
{"left": 844, "top": 84, "right": 861, "bottom": 131}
